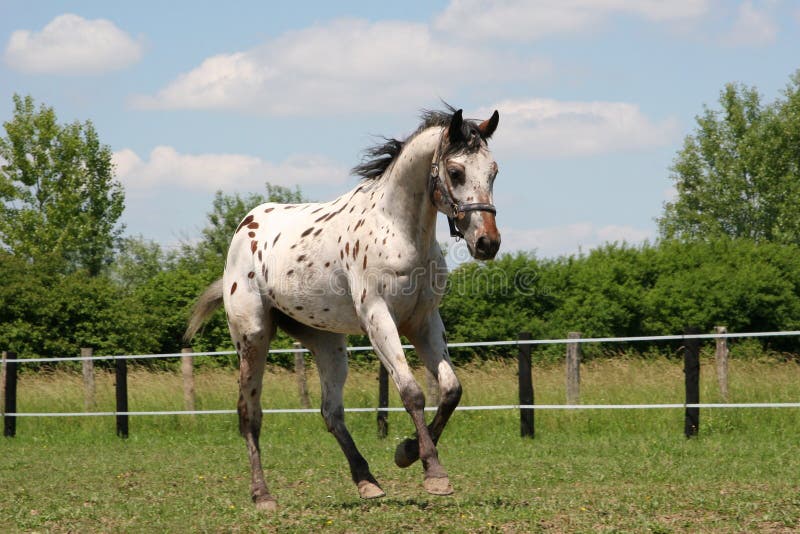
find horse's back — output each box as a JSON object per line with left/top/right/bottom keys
{"left": 224, "top": 200, "right": 362, "bottom": 334}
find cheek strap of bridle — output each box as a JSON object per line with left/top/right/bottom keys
{"left": 428, "top": 133, "right": 497, "bottom": 239}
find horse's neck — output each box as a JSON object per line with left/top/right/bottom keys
{"left": 375, "top": 127, "right": 442, "bottom": 249}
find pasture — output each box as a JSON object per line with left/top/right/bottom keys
{"left": 2, "top": 357, "right": 799, "bottom": 532}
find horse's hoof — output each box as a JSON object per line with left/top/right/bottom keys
{"left": 254, "top": 496, "right": 278, "bottom": 512}
{"left": 358, "top": 480, "right": 386, "bottom": 499}
{"left": 394, "top": 438, "right": 419, "bottom": 468}
{"left": 423, "top": 476, "right": 454, "bottom": 496}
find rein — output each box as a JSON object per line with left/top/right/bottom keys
{"left": 428, "top": 131, "right": 497, "bottom": 239}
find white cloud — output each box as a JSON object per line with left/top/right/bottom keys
{"left": 4, "top": 14, "right": 142, "bottom": 74}
{"left": 721, "top": 1, "right": 777, "bottom": 47}
{"left": 131, "top": 18, "right": 548, "bottom": 114}
{"left": 113, "top": 146, "right": 348, "bottom": 192}
{"left": 476, "top": 98, "right": 679, "bottom": 158}
{"left": 501, "top": 222, "right": 653, "bottom": 257}
{"left": 434, "top": 0, "right": 710, "bottom": 41}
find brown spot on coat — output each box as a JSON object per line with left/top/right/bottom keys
{"left": 353, "top": 240, "right": 360, "bottom": 259}
{"left": 313, "top": 228, "right": 323, "bottom": 236}
{"left": 264, "top": 207, "right": 275, "bottom": 213}
{"left": 236, "top": 215, "right": 254, "bottom": 233}
{"left": 345, "top": 242, "right": 350, "bottom": 256}
{"left": 230, "top": 282, "right": 238, "bottom": 295}
{"left": 363, "top": 255, "right": 368, "bottom": 270}
{"left": 247, "top": 222, "right": 259, "bottom": 229}
{"left": 251, "top": 241, "right": 258, "bottom": 254}
{"left": 248, "top": 231, "right": 256, "bottom": 238}
{"left": 273, "top": 233, "right": 281, "bottom": 246}
{"left": 324, "top": 262, "right": 330, "bottom": 267}
{"left": 297, "top": 254, "right": 306, "bottom": 262}
{"left": 301, "top": 227, "right": 314, "bottom": 237}
{"left": 361, "top": 288, "right": 367, "bottom": 303}
{"left": 248, "top": 271, "right": 255, "bottom": 279}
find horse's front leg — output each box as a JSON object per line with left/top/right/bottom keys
{"left": 362, "top": 300, "right": 453, "bottom": 495}
{"left": 395, "top": 311, "right": 462, "bottom": 469}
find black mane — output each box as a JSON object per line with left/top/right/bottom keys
{"left": 351, "top": 105, "right": 485, "bottom": 181}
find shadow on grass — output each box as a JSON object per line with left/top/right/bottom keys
{"left": 323, "top": 495, "right": 528, "bottom": 511}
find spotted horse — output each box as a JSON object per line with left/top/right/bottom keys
{"left": 184, "top": 106, "right": 501, "bottom": 511}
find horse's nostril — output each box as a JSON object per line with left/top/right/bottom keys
{"left": 475, "top": 236, "right": 500, "bottom": 259}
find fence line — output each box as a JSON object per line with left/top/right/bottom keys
{"left": 6, "top": 402, "right": 800, "bottom": 418}
{"left": 6, "top": 329, "right": 800, "bottom": 364}
{"left": 4, "top": 329, "right": 799, "bottom": 438}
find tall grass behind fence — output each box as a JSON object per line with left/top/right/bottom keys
{"left": 3, "top": 329, "right": 800, "bottom": 439}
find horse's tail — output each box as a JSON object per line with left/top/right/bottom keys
{"left": 183, "top": 278, "right": 224, "bottom": 343}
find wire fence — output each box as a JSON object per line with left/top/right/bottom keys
{"left": 6, "top": 329, "right": 800, "bottom": 363}
{"left": 2, "top": 330, "right": 800, "bottom": 423}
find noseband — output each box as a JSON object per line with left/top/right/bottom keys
{"left": 428, "top": 132, "right": 497, "bottom": 239}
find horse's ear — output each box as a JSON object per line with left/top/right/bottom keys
{"left": 478, "top": 110, "right": 499, "bottom": 139}
{"left": 448, "top": 109, "right": 464, "bottom": 141}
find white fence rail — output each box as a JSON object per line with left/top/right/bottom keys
{"left": 2, "top": 330, "right": 799, "bottom": 438}
{"left": 5, "top": 329, "right": 800, "bottom": 363}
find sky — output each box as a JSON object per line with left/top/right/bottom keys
{"left": 1, "top": 1, "right": 799, "bottom": 259}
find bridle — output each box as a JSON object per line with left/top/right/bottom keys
{"left": 428, "top": 131, "right": 497, "bottom": 239}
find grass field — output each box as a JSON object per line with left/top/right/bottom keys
{"left": 1, "top": 357, "right": 799, "bottom": 532}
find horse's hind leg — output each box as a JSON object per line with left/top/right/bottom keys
{"left": 278, "top": 315, "right": 384, "bottom": 499}
{"left": 226, "top": 290, "right": 277, "bottom": 511}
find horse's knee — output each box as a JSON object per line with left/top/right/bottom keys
{"left": 436, "top": 366, "right": 461, "bottom": 407}
{"left": 441, "top": 380, "right": 462, "bottom": 409}
{"left": 399, "top": 381, "right": 425, "bottom": 413}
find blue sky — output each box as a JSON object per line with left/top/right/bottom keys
{"left": 1, "top": 1, "right": 799, "bottom": 258}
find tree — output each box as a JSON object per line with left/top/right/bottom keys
{"left": 658, "top": 72, "right": 800, "bottom": 244}
{"left": 0, "top": 94, "right": 125, "bottom": 275}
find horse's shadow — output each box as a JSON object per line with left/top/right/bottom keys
{"left": 327, "top": 495, "right": 514, "bottom": 511}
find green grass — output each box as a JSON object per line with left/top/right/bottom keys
{"left": 1, "top": 358, "right": 799, "bottom": 532}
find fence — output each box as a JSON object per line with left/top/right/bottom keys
{"left": 3, "top": 328, "right": 800, "bottom": 439}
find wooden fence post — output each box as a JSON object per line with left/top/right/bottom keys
{"left": 715, "top": 326, "right": 729, "bottom": 402}
{"left": 518, "top": 332, "right": 534, "bottom": 438}
{"left": 566, "top": 332, "right": 581, "bottom": 405}
{"left": 293, "top": 342, "right": 311, "bottom": 409}
{"left": 81, "top": 347, "right": 96, "bottom": 411}
{"left": 377, "top": 362, "right": 389, "bottom": 439}
{"left": 181, "top": 347, "right": 195, "bottom": 413}
{"left": 115, "top": 357, "right": 129, "bottom": 438}
{"left": 684, "top": 328, "right": 700, "bottom": 438}
{"left": 1, "top": 351, "right": 5, "bottom": 415}
{"left": 3, "top": 351, "right": 17, "bottom": 438}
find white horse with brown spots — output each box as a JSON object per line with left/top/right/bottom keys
{"left": 184, "top": 106, "right": 501, "bottom": 510}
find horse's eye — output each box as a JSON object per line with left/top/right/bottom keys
{"left": 447, "top": 167, "right": 464, "bottom": 184}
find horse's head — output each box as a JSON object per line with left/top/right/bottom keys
{"left": 430, "top": 109, "right": 501, "bottom": 260}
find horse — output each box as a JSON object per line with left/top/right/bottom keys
{"left": 184, "top": 106, "right": 501, "bottom": 511}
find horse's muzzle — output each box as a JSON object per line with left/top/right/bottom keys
{"left": 474, "top": 234, "right": 500, "bottom": 260}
